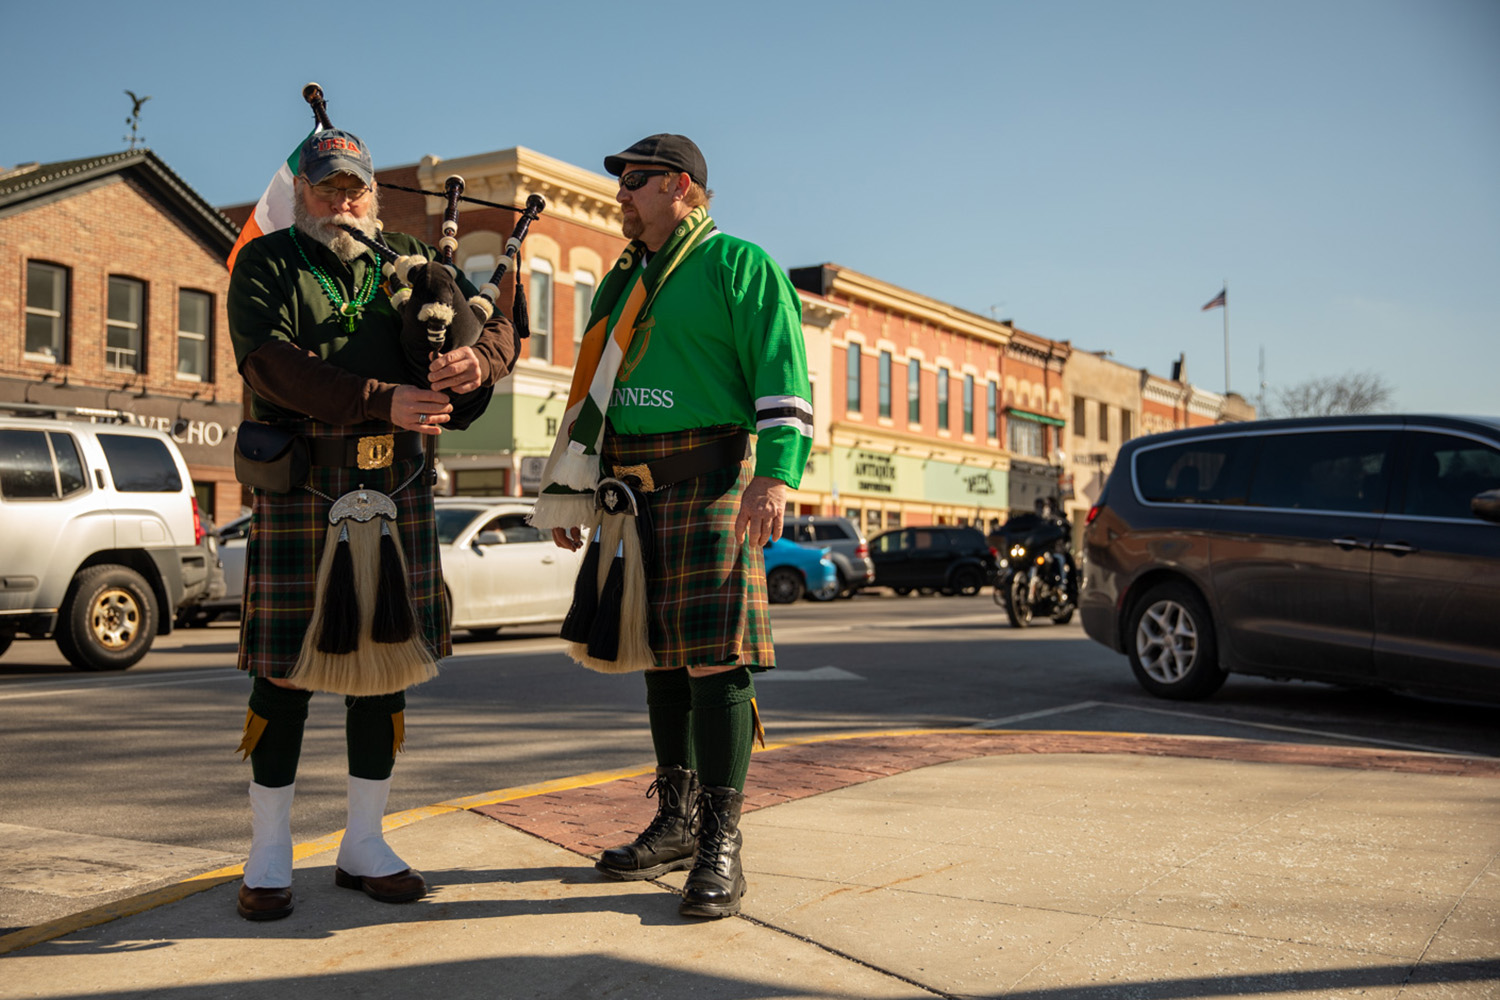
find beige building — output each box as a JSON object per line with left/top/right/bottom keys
{"left": 1062, "top": 350, "right": 1142, "bottom": 548}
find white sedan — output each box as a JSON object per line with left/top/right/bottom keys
{"left": 435, "top": 498, "right": 586, "bottom": 637}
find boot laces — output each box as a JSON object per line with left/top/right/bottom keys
{"left": 638, "top": 773, "right": 686, "bottom": 845}
{"left": 690, "top": 798, "right": 734, "bottom": 874}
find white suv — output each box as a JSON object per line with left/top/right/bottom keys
{"left": 0, "top": 407, "right": 209, "bottom": 671}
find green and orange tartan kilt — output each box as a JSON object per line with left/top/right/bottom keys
{"left": 603, "top": 425, "right": 775, "bottom": 675}
{"left": 237, "top": 422, "right": 449, "bottom": 679}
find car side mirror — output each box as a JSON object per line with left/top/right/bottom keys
{"left": 1472, "top": 489, "right": 1500, "bottom": 524}
{"left": 475, "top": 530, "right": 504, "bottom": 547}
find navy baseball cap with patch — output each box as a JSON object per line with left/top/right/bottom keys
{"left": 301, "top": 128, "right": 374, "bottom": 186}
{"left": 604, "top": 134, "right": 707, "bottom": 188}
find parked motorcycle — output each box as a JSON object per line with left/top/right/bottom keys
{"left": 992, "top": 513, "right": 1077, "bottom": 627}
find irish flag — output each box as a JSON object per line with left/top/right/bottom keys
{"left": 226, "top": 136, "right": 306, "bottom": 272}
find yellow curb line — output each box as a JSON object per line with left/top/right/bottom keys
{"left": 1, "top": 726, "right": 1478, "bottom": 955}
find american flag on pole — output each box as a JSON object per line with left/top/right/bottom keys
{"left": 225, "top": 135, "right": 308, "bottom": 273}
{"left": 1201, "top": 288, "right": 1227, "bottom": 311}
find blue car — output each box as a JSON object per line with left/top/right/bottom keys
{"left": 763, "top": 537, "right": 838, "bottom": 604}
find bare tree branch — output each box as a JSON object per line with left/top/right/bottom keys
{"left": 1266, "top": 371, "right": 1395, "bottom": 418}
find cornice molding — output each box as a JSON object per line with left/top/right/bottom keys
{"left": 798, "top": 291, "right": 850, "bottom": 328}
{"left": 822, "top": 268, "right": 1012, "bottom": 346}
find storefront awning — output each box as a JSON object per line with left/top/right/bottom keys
{"left": 1005, "top": 407, "right": 1066, "bottom": 427}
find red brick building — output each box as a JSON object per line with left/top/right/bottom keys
{"left": 0, "top": 151, "right": 244, "bottom": 524}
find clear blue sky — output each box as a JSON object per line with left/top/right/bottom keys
{"left": 5, "top": 0, "right": 1496, "bottom": 414}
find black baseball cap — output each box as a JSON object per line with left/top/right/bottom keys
{"left": 301, "top": 128, "right": 375, "bottom": 186}
{"left": 604, "top": 134, "right": 707, "bottom": 188}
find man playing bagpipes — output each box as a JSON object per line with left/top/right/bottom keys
{"left": 226, "top": 123, "right": 518, "bottom": 922}
{"left": 530, "top": 134, "right": 813, "bottom": 919}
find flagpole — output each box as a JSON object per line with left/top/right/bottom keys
{"left": 1222, "top": 279, "right": 1230, "bottom": 395}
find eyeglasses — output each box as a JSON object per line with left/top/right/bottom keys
{"left": 618, "top": 170, "right": 676, "bottom": 191}
{"left": 310, "top": 182, "right": 371, "bottom": 203}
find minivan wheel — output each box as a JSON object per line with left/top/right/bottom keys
{"left": 766, "top": 567, "right": 805, "bottom": 604}
{"left": 1126, "top": 583, "right": 1225, "bottom": 700}
{"left": 55, "top": 565, "right": 158, "bottom": 672}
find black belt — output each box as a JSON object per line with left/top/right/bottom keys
{"left": 306, "top": 431, "right": 424, "bottom": 469}
{"left": 610, "top": 430, "right": 750, "bottom": 493}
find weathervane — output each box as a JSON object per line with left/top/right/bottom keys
{"left": 124, "top": 90, "right": 151, "bottom": 150}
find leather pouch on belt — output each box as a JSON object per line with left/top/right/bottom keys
{"left": 233, "top": 421, "right": 310, "bottom": 493}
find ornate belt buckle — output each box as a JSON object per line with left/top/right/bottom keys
{"left": 611, "top": 462, "right": 655, "bottom": 493}
{"left": 356, "top": 434, "right": 396, "bottom": 470}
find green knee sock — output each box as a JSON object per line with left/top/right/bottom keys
{"left": 345, "top": 691, "right": 406, "bottom": 781}
{"left": 689, "top": 668, "right": 756, "bottom": 791}
{"left": 644, "top": 669, "right": 694, "bottom": 770}
{"left": 247, "top": 677, "right": 313, "bottom": 788}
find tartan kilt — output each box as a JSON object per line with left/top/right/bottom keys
{"left": 237, "top": 421, "right": 450, "bottom": 679}
{"left": 603, "top": 424, "right": 775, "bottom": 673}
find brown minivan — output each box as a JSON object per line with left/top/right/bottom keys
{"left": 1080, "top": 415, "right": 1500, "bottom": 702}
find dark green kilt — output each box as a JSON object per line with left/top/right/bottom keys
{"left": 603, "top": 424, "right": 774, "bottom": 673}
{"left": 237, "top": 421, "right": 449, "bottom": 678}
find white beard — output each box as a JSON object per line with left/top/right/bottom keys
{"left": 293, "top": 189, "right": 381, "bottom": 263}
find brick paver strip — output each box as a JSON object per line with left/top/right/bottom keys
{"left": 472, "top": 730, "right": 1500, "bottom": 856}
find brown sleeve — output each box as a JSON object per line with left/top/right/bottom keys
{"left": 471, "top": 311, "right": 519, "bottom": 387}
{"left": 241, "top": 340, "right": 399, "bottom": 426}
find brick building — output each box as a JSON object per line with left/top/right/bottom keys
{"left": 0, "top": 151, "right": 244, "bottom": 524}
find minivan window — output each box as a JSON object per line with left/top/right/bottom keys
{"left": 1400, "top": 432, "right": 1500, "bottom": 521}
{"left": 1134, "top": 436, "right": 1253, "bottom": 504}
{"left": 1246, "top": 430, "right": 1393, "bottom": 513}
{"left": 96, "top": 433, "right": 183, "bottom": 493}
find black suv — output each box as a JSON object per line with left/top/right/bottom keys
{"left": 1081, "top": 415, "right": 1500, "bottom": 702}
{"left": 868, "top": 525, "right": 997, "bottom": 596}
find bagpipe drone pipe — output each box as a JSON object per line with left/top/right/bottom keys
{"left": 302, "top": 83, "right": 546, "bottom": 392}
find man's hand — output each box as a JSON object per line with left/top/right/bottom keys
{"left": 735, "top": 476, "right": 788, "bottom": 547}
{"left": 429, "top": 346, "right": 484, "bottom": 394}
{"left": 551, "top": 526, "right": 584, "bottom": 551}
{"left": 392, "top": 384, "right": 452, "bottom": 435}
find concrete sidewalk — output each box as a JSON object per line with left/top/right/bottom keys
{"left": 2, "top": 731, "right": 1498, "bottom": 999}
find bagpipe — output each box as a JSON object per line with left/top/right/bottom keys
{"left": 301, "top": 83, "right": 546, "bottom": 389}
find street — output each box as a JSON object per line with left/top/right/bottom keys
{"left": 3, "top": 591, "right": 1498, "bottom": 933}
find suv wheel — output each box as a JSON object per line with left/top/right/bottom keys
{"left": 950, "top": 566, "right": 985, "bottom": 597}
{"left": 766, "top": 567, "right": 805, "bottom": 604}
{"left": 1126, "top": 582, "right": 1226, "bottom": 700}
{"left": 55, "top": 565, "right": 158, "bottom": 672}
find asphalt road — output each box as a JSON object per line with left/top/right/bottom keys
{"left": 3, "top": 590, "right": 1498, "bottom": 931}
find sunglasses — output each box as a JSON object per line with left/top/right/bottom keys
{"left": 310, "top": 182, "right": 371, "bottom": 203}
{"left": 618, "top": 169, "right": 677, "bottom": 191}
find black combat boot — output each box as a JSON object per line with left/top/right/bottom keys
{"left": 679, "top": 784, "right": 746, "bottom": 918}
{"left": 596, "top": 766, "right": 699, "bottom": 880}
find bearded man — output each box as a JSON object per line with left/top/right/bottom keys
{"left": 226, "top": 127, "right": 516, "bottom": 921}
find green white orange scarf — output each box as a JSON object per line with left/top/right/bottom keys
{"left": 529, "top": 207, "right": 717, "bottom": 529}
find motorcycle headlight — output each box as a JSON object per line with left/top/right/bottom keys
{"left": 1009, "top": 545, "right": 1025, "bottom": 558}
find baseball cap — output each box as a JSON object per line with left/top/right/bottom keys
{"left": 301, "top": 128, "right": 374, "bottom": 186}
{"left": 604, "top": 134, "right": 707, "bottom": 188}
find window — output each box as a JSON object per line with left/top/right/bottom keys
{"left": 962, "top": 375, "right": 975, "bottom": 435}
{"left": 1399, "top": 432, "right": 1500, "bottom": 521}
{"left": 106, "top": 277, "right": 145, "bottom": 373}
{"left": 177, "top": 290, "right": 212, "bottom": 381}
{"left": 887, "top": 510, "right": 902, "bottom": 528}
{"left": 846, "top": 344, "right": 862, "bottom": 411}
{"left": 0, "top": 430, "right": 86, "bottom": 500}
{"left": 907, "top": 362, "right": 921, "bottom": 423}
{"left": 878, "top": 351, "right": 892, "bottom": 418}
{"left": 937, "top": 367, "right": 950, "bottom": 430}
{"left": 1120, "top": 409, "right": 1133, "bottom": 441}
{"left": 96, "top": 434, "right": 182, "bottom": 493}
{"left": 1136, "top": 436, "right": 1254, "bottom": 504}
{"left": 25, "top": 262, "right": 68, "bottom": 362}
{"left": 866, "top": 508, "right": 883, "bottom": 532}
{"left": 844, "top": 506, "right": 861, "bottom": 525}
{"left": 1245, "top": 431, "right": 1395, "bottom": 513}
{"left": 463, "top": 253, "right": 496, "bottom": 289}
{"left": 573, "top": 271, "right": 596, "bottom": 343}
{"left": 986, "top": 381, "right": 998, "bottom": 438}
{"left": 1074, "top": 396, "right": 1088, "bottom": 437}
{"left": 1008, "top": 415, "right": 1046, "bottom": 457}
{"left": 528, "top": 260, "right": 553, "bottom": 362}
{"left": 1097, "top": 401, "right": 1110, "bottom": 443}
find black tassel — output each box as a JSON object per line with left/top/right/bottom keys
{"left": 586, "top": 550, "right": 624, "bottom": 661}
{"left": 512, "top": 250, "right": 531, "bottom": 340}
{"left": 372, "top": 521, "right": 415, "bottom": 644}
{"left": 560, "top": 534, "right": 601, "bottom": 644}
{"left": 317, "top": 523, "right": 360, "bottom": 655}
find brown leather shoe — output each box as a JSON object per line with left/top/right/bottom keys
{"left": 237, "top": 883, "right": 294, "bottom": 921}
{"left": 334, "top": 867, "right": 426, "bottom": 903}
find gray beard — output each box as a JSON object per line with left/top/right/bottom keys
{"left": 293, "top": 190, "right": 381, "bottom": 262}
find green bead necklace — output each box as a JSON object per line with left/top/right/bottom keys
{"left": 290, "top": 225, "right": 379, "bottom": 332}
